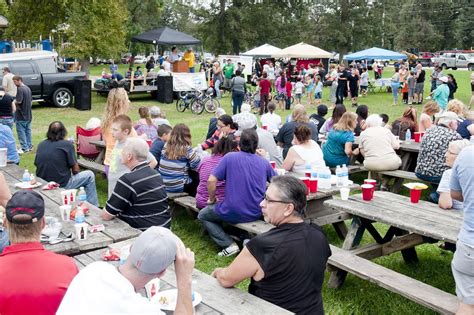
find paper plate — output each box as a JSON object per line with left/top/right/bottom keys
{"left": 403, "top": 182, "right": 428, "bottom": 190}
{"left": 15, "top": 182, "right": 42, "bottom": 189}
{"left": 153, "top": 289, "right": 202, "bottom": 311}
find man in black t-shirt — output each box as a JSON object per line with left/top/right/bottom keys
{"left": 0, "top": 94, "right": 15, "bottom": 129}
{"left": 211, "top": 176, "right": 331, "bottom": 315}
{"left": 34, "top": 121, "right": 99, "bottom": 206}
{"left": 310, "top": 104, "right": 328, "bottom": 134}
{"left": 414, "top": 63, "right": 426, "bottom": 104}
{"left": 13, "top": 75, "right": 33, "bottom": 152}
{"left": 336, "top": 64, "right": 349, "bottom": 104}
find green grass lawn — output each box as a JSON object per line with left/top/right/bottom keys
{"left": 14, "top": 65, "right": 472, "bottom": 314}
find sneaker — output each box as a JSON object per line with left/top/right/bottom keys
{"left": 17, "top": 148, "right": 24, "bottom": 155}
{"left": 217, "top": 243, "right": 240, "bottom": 257}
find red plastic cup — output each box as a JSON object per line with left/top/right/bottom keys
{"left": 361, "top": 184, "right": 374, "bottom": 201}
{"left": 305, "top": 171, "right": 312, "bottom": 178}
{"left": 414, "top": 132, "right": 422, "bottom": 143}
{"left": 270, "top": 161, "right": 276, "bottom": 169}
{"left": 299, "top": 177, "right": 310, "bottom": 195}
{"left": 364, "top": 179, "right": 377, "bottom": 194}
{"left": 146, "top": 139, "right": 152, "bottom": 147}
{"left": 309, "top": 178, "right": 318, "bottom": 193}
{"left": 262, "top": 124, "right": 268, "bottom": 130}
{"left": 410, "top": 189, "right": 422, "bottom": 203}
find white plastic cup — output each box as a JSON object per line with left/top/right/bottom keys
{"left": 0, "top": 148, "right": 7, "bottom": 167}
{"left": 145, "top": 278, "right": 161, "bottom": 299}
{"left": 68, "top": 189, "right": 77, "bottom": 204}
{"left": 59, "top": 205, "right": 71, "bottom": 221}
{"left": 75, "top": 223, "right": 88, "bottom": 241}
{"left": 61, "top": 191, "right": 69, "bottom": 205}
{"left": 340, "top": 187, "right": 350, "bottom": 200}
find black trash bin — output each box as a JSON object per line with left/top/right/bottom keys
{"left": 74, "top": 79, "right": 92, "bottom": 110}
{"left": 156, "top": 76, "right": 174, "bottom": 104}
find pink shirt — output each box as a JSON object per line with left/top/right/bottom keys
{"left": 196, "top": 154, "right": 226, "bottom": 209}
{"left": 418, "top": 113, "right": 432, "bottom": 133}
{"left": 275, "top": 77, "right": 286, "bottom": 94}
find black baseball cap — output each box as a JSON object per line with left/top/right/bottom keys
{"left": 6, "top": 190, "right": 45, "bottom": 224}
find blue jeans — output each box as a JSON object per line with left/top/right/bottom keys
{"left": 65, "top": 170, "right": 99, "bottom": 206}
{"left": 391, "top": 83, "right": 399, "bottom": 103}
{"left": 197, "top": 204, "right": 233, "bottom": 248}
{"left": 0, "top": 117, "right": 14, "bottom": 130}
{"left": 0, "top": 227, "right": 9, "bottom": 253}
{"left": 232, "top": 92, "right": 244, "bottom": 115}
{"left": 214, "top": 80, "right": 221, "bottom": 99}
{"left": 16, "top": 120, "right": 32, "bottom": 151}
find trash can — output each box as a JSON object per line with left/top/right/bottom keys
{"left": 74, "top": 79, "right": 92, "bottom": 110}
{"left": 156, "top": 76, "right": 174, "bottom": 104}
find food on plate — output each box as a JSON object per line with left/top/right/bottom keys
{"left": 69, "top": 203, "right": 90, "bottom": 220}
{"left": 159, "top": 296, "right": 169, "bottom": 305}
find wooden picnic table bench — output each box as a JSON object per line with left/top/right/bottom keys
{"left": 173, "top": 184, "right": 359, "bottom": 238}
{"left": 73, "top": 239, "right": 293, "bottom": 314}
{"left": 2, "top": 164, "right": 141, "bottom": 255}
{"left": 77, "top": 159, "right": 106, "bottom": 174}
{"left": 323, "top": 191, "right": 461, "bottom": 313}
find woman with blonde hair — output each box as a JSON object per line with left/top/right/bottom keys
{"left": 419, "top": 101, "right": 440, "bottom": 132}
{"left": 359, "top": 114, "right": 401, "bottom": 172}
{"left": 448, "top": 99, "right": 474, "bottom": 139}
{"left": 159, "top": 124, "right": 201, "bottom": 195}
{"left": 276, "top": 104, "right": 319, "bottom": 158}
{"left": 101, "top": 88, "right": 137, "bottom": 174}
{"left": 322, "top": 111, "right": 359, "bottom": 167}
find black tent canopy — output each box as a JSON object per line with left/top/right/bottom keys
{"left": 131, "top": 26, "right": 201, "bottom": 45}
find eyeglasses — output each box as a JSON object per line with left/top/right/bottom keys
{"left": 447, "top": 151, "right": 458, "bottom": 155}
{"left": 263, "top": 194, "right": 292, "bottom": 204}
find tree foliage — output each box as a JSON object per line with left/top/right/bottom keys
{"left": 64, "top": 0, "right": 128, "bottom": 70}
{"left": 5, "top": 0, "right": 67, "bottom": 39}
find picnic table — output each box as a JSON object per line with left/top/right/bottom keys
{"left": 323, "top": 191, "right": 460, "bottom": 313}
{"left": 1, "top": 164, "right": 141, "bottom": 255}
{"left": 88, "top": 139, "right": 106, "bottom": 164}
{"left": 73, "top": 239, "right": 293, "bottom": 315}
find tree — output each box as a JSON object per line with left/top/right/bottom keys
{"left": 64, "top": 0, "right": 128, "bottom": 73}
{"left": 5, "top": 0, "right": 67, "bottom": 39}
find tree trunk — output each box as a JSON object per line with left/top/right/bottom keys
{"left": 79, "top": 59, "right": 90, "bottom": 77}
{"left": 217, "top": 0, "right": 226, "bottom": 54}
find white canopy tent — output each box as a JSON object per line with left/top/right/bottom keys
{"left": 272, "top": 42, "right": 332, "bottom": 59}
{"left": 242, "top": 44, "right": 283, "bottom": 58}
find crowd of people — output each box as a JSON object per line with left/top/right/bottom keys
{"left": 1, "top": 63, "right": 474, "bottom": 314}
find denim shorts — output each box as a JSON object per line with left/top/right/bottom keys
{"left": 314, "top": 92, "right": 322, "bottom": 99}
{"left": 452, "top": 240, "right": 474, "bottom": 304}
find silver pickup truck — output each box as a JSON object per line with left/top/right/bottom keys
{"left": 431, "top": 53, "right": 474, "bottom": 71}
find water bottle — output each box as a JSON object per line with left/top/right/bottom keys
{"left": 336, "top": 166, "right": 343, "bottom": 187}
{"left": 341, "top": 164, "right": 349, "bottom": 186}
{"left": 22, "top": 170, "right": 30, "bottom": 183}
{"left": 74, "top": 206, "right": 85, "bottom": 224}
{"left": 319, "top": 167, "right": 331, "bottom": 189}
{"left": 78, "top": 187, "right": 87, "bottom": 202}
{"left": 405, "top": 129, "right": 411, "bottom": 143}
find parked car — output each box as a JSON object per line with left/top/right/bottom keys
{"left": 134, "top": 55, "right": 147, "bottom": 64}
{"left": 0, "top": 50, "right": 87, "bottom": 107}
{"left": 431, "top": 52, "right": 474, "bottom": 70}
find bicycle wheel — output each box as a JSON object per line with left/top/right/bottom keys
{"left": 290, "top": 96, "right": 295, "bottom": 105}
{"left": 191, "top": 99, "right": 205, "bottom": 115}
{"left": 204, "top": 98, "right": 220, "bottom": 113}
{"left": 176, "top": 99, "right": 187, "bottom": 112}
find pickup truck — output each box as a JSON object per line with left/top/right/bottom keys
{"left": 0, "top": 51, "right": 87, "bottom": 107}
{"left": 431, "top": 53, "right": 474, "bottom": 71}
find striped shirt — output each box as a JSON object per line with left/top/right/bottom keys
{"left": 195, "top": 154, "right": 226, "bottom": 209}
{"left": 105, "top": 162, "right": 170, "bottom": 230}
{"left": 159, "top": 145, "right": 201, "bottom": 193}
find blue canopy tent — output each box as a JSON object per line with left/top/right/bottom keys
{"left": 343, "top": 47, "right": 407, "bottom": 61}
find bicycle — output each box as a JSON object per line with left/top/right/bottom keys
{"left": 203, "top": 88, "right": 221, "bottom": 113}
{"left": 176, "top": 91, "right": 205, "bottom": 115}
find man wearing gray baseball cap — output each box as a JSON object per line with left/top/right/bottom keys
{"left": 58, "top": 227, "right": 195, "bottom": 314}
